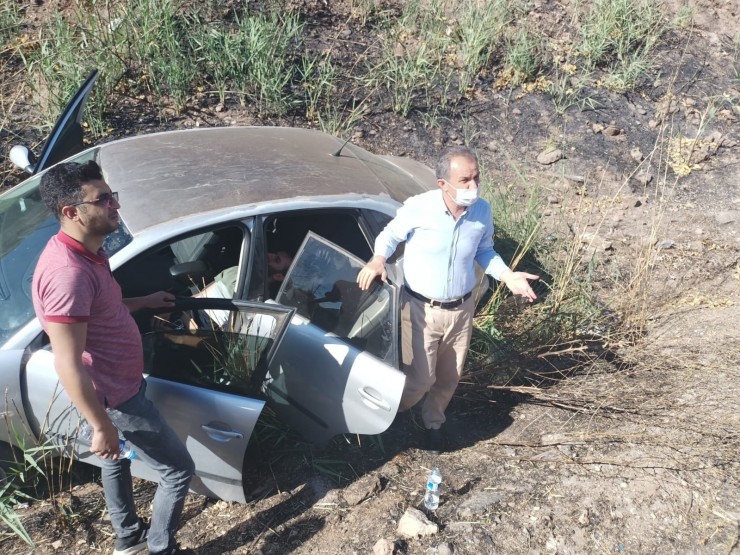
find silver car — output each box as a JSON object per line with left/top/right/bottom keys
{"left": 0, "top": 71, "right": 438, "bottom": 503}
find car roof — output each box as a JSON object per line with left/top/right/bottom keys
{"left": 98, "top": 127, "right": 434, "bottom": 234}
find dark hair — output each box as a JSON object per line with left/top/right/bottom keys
{"left": 435, "top": 146, "right": 478, "bottom": 181}
{"left": 40, "top": 160, "right": 104, "bottom": 219}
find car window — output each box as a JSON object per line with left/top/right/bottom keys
{"left": 276, "top": 232, "right": 398, "bottom": 366}
{"left": 142, "top": 301, "right": 292, "bottom": 396}
{"left": 115, "top": 225, "right": 246, "bottom": 300}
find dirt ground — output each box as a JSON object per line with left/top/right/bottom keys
{"left": 1, "top": 1, "right": 738, "bottom": 554}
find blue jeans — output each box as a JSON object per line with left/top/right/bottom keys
{"left": 102, "top": 380, "right": 195, "bottom": 555}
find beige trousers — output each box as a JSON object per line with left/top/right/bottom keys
{"left": 398, "top": 290, "right": 475, "bottom": 429}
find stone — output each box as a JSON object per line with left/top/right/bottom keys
{"left": 563, "top": 174, "right": 585, "bottom": 183}
{"left": 437, "top": 542, "right": 454, "bottom": 555}
{"left": 512, "top": 108, "right": 522, "bottom": 115}
{"left": 456, "top": 491, "right": 504, "bottom": 519}
{"left": 343, "top": 474, "right": 381, "bottom": 506}
{"left": 537, "top": 148, "right": 563, "bottom": 165}
{"left": 636, "top": 172, "right": 653, "bottom": 186}
{"left": 592, "top": 123, "right": 605, "bottom": 134}
{"left": 715, "top": 211, "right": 738, "bottom": 225}
{"left": 604, "top": 124, "right": 621, "bottom": 136}
{"left": 487, "top": 141, "right": 499, "bottom": 152}
{"left": 630, "top": 147, "right": 643, "bottom": 162}
{"left": 373, "top": 538, "right": 395, "bottom": 555}
{"left": 580, "top": 232, "right": 612, "bottom": 251}
{"left": 397, "top": 507, "right": 439, "bottom": 538}
{"left": 658, "top": 240, "right": 675, "bottom": 250}
{"left": 648, "top": 119, "right": 659, "bottom": 128}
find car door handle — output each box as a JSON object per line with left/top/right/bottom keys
{"left": 358, "top": 387, "right": 392, "bottom": 412}
{"left": 201, "top": 424, "right": 244, "bottom": 442}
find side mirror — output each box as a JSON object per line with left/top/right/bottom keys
{"left": 9, "top": 145, "right": 37, "bottom": 174}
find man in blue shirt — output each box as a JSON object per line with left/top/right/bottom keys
{"left": 357, "top": 146, "right": 538, "bottom": 453}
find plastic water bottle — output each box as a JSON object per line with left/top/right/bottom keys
{"left": 424, "top": 467, "right": 442, "bottom": 510}
{"left": 78, "top": 422, "right": 136, "bottom": 460}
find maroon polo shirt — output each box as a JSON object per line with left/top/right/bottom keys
{"left": 32, "top": 231, "right": 143, "bottom": 408}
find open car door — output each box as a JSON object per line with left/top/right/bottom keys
{"left": 23, "top": 299, "right": 294, "bottom": 504}
{"left": 33, "top": 69, "right": 99, "bottom": 174}
{"left": 270, "top": 232, "right": 405, "bottom": 446}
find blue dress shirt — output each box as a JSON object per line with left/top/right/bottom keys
{"left": 374, "top": 189, "right": 510, "bottom": 301}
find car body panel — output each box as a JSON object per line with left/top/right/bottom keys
{"left": 269, "top": 233, "right": 404, "bottom": 446}
{"left": 0, "top": 349, "right": 34, "bottom": 446}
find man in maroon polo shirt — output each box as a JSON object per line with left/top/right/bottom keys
{"left": 32, "top": 161, "right": 194, "bottom": 555}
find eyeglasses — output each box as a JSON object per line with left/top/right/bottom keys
{"left": 69, "top": 191, "right": 119, "bottom": 209}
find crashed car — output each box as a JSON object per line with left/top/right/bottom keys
{"left": 0, "top": 70, "right": 452, "bottom": 502}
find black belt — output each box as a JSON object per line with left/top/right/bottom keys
{"left": 404, "top": 285, "right": 472, "bottom": 309}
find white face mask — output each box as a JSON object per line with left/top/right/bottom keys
{"left": 444, "top": 182, "right": 479, "bottom": 207}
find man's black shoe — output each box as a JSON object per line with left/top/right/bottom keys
{"left": 112, "top": 519, "right": 148, "bottom": 555}
{"left": 426, "top": 428, "right": 444, "bottom": 454}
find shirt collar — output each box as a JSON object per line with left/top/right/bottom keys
{"left": 57, "top": 231, "right": 108, "bottom": 265}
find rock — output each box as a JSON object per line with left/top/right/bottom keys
{"left": 630, "top": 147, "right": 643, "bottom": 162}
{"left": 447, "top": 521, "right": 474, "bottom": 534}
{"left": 578, "top": 509, "right": 591, "bottom": 526}
{"left": 563, "top": 174, "right": 585, "bottom": 183}
{"left": 397, "top": 507, "right": 439, "bottom": 538}
{"left": 636, "top": 172, "right": 653, "bottom": 186}
{"left": 657, "top": 240, "right": 675, "bottom": 250}
{"left": 486, "top": 141, "right": 499, "bottom": 152}
{"left": 393, "top": 43, "right": 405, "bottom": 57}
{"left": 51, "top": 540, "right": 63, "bottom": 550}
{"left": 686, "top": 240, "right": 704, "bottom": 252}
{"left": 547, "top": 196, "right": 559, "bottom": 204}
{"left": 214, "top": 103, "right": 224, "bottom": 112}
{"left": 373, "top": 538, "right": 395, "bottom": 555}
{"left": 604, "top": 124, "right": 621, "bottom": 136}
{"left": 512, "top": 108, "right": 522, "bottom": 115}
{"left": 537, "top": 148, "right": 563, "bottom": 165}
{"left": 592, "top": 123, "right": 605, "bottom": 134}
{"left": 343, "top": 474, "right": 381, "bottom": 506}
{"left": 715, "top": 211, "right": 738, "bottom": 225}
{"left": 309, "top": 475, "right": 341, "bottom": 505}
{"left": 437, "top": 542, "right": 454, "bottom": 555}
{"left": 339, "top": 28, "right": 352, "bottom": 39}
{"left": 648, "top": 119, "right": 659, "bottom": 128}
{"left": 580, "top": 232, "right": 613, "bottom": 251}
{"left": 456, "top": 491, "right": 503, "bottom": 519}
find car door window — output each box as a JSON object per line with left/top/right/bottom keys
{"left": 143, "top": 299, "right": 294, "bottom": 396}
{"left": 276, "top": 232, "right": 398, "bottom": 367}
{"left": 115, "top": 225, "right": 246, "bottom": 299}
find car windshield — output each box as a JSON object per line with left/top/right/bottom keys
{"left": 0, "top": 153, "right": 132, "bottom": 345}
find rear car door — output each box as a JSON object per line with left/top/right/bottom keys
{"left": 268, "top": 232, "right": 405, "bottom": 446}
{"left": 23, "top": 299, "right": 293, "bottom": 503}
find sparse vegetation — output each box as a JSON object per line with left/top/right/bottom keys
{"left": 1, "top": 0, "right": 737, "bottom": 553}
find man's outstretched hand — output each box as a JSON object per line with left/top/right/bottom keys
{"left": 500, "top": 270, "right": 539, "bottom": 302}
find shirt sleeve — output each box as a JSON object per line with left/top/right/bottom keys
{"left": 373, "top": 199, "right": 418, "bottom": 259}
{"left": 38, "top": 265, "right": 95, "bottom": 323}
{"left": 474, "top": 204, "right": 510, "bottom": 281}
